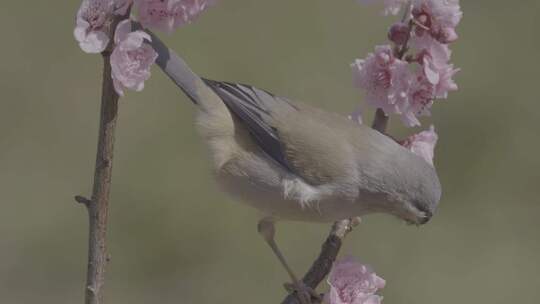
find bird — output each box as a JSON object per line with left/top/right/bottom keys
{"left": 147, "top": 32, "right": 441, "bottom": 303}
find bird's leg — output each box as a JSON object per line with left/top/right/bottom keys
{"left": 257, "top": 218, "right": 320, "bottom": 304}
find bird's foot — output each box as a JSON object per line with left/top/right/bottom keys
{"left": 350, "top": 216, "right": 362, "bottom": 230}
{"left": 348, "top": 217, "right": 362, "bottom": 230}
{"left": 284, "top": 282, "right": 322, "bottom": 304}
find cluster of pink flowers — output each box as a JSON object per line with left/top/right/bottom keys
{"left": 74, "top": 0, "right": 216, "bottom": 95}
{"left": 325, "top": 257, "right": 386, "bottom": 304}
{"left": 344, "top": 7, "right": 451, "bottom": 300}
{"left": 136, "top": 0, "right": 216, "bottom": 33}
{"left": 110, "top": 20, "right": 158, "bottom": 95}
{"left": 352, "top": 0, "right": 462, "bottom": 127}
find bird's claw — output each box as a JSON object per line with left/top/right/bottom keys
{"left": 344, "top": 217, "right": 362, "bottom": 233}
{"left": 350, "top": 216, "right": 362, "bottom": 227}
{"left": 283, "top": 282, "right": 322, "bottom": 304}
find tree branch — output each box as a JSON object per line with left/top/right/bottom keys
{"left": 76, "top": 37, "right": 120, "bottom": 304}
{"left": 281, "top": 219, "right": 355, "bottom": 304}
{"left": 371, "top": 2, "right": 414, "bottom": 135}
{"left": 73, "top": 5, "right": 134, "bottom": 302}
{"left": 371, "top": 109, "right": 389, "bottom": 133}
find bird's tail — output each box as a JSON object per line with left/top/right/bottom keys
{"left": 147, "top": 30, "right": 236, "bottom": 153}
{"left": 147, "top": 30, "right": 225, "bottom": 115}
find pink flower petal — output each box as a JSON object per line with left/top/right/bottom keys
{"left": 352, "top": 45, "right": 412, "bottom": 118}
{"left": 388, "top": 22, "right": 409, "bottom": 45}
{"left": 400, "top": 125, "right": 438, "bottom": 166}
{"left": 114, "top": 18, "right": 133, "bottom": 43}
{"left": 74, "top": 0, "right": 115, "bottom": 53}
{"left": 135, "top": 0, "right": 217, "bottom": 33}
{"left": 326, "top": 256, "right": 385, "bottom": 304}
{"left": 412, "top": 0, "right": 462, "bottom": 44}
{"left": 110, "top": 19, "right": 158, "bottom": 95}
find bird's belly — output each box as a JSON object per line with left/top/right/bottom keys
{"left": 215, "top": 172, "right": 372, "bottom": 222}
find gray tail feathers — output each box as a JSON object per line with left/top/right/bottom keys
{"left": 146, "top": 29, "right": 224, "bottom": 114}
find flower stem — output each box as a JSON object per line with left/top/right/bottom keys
{"left": 372, "top": 1, "right": 415, "bottom": 133}
{"left": 395, "top": 1, "right": 415, "bottom": 60}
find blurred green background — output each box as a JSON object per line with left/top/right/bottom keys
{"left": 1, "top": 1, "right": 539, "bottom": 303}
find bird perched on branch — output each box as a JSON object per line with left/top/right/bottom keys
{"left": 147, "top": 32, "right": 441, "bottom": 304}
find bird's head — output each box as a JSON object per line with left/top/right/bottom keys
{"left": 391, "top": 168, "right": 442, "bottom": 226}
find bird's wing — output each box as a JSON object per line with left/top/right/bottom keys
{"left": 202, "top": 79, "right": 357, "bottom": 186}
{"left": 202, "top": 79, "right": 298, "bottom": 173}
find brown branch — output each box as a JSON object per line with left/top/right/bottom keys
{"left": 73, "top": 5, "right": 134, "bottom": 302}
{"left": 371, "top": 1, "right": 415, "bottom": 135}
{"left": 371, "top": 109, "right": 389, "bottom": 133}
{"left": 281, "top": 219, "right": 355, "bottom": 304}
{"left": 76, "top": 21, "right": 123, "bottom": 304}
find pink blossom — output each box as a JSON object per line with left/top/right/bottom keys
{"left": 411, "top": 35, "right": 459, "bottom": 98}
{"left": 110, "top": 20, "right": 158, "bottom": 96}
{"left": 395, "top": 66, "right": 456, "bottom": 127}
{"left": 352, "top": 42, "right": 458, "bottom": 127}
{"left": 387, "top": 22, "right": 409, "bottom": 46}
{"left": 325, "top": 256, "right": 385, "bottom": 304}
{"left": 400, "top": 125, "right": 438, "bottom": 166}
{"left": 400, "top": 72, "right": 433, "bottom": 126}
{"left": 382, "top": 35, "right": 458, "bottom": 126}
{"left": 74, "top": 0, "right": 134, "bottom": 53}
{"left": 411, "top": 34, "right": 451, "bottom": 69}
{"left": 432, "top": 63, "right": 458, "bottom": 98}
{"left": 353, "top": 0, "right": 461, "bottom": 127}
{"left": 357, "top": 0, "right": 409, "bottom": 16}
{"left": 74, "top": 0, "right": 115, "bottom": 53}
{"left": 351, "top": 45, "right": 411, "bottom": 117}
{"left": 135, "top": 0, "right": 216, "bottom": 33}
{"left": 412, "top": 0, "right": 463, "bottom": 43}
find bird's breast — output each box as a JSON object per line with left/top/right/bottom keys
{"left": 214, "top": 151, "right": 376, "bottom": 222}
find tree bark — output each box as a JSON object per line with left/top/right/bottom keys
{"left": 281, "top": 219, "right": 354, "bottom": 304}
{"left": 75, "top": 52, "right": 119, "bottom": 304}
{"left": 371, "top": 109, "right": 389, "bottom": 133}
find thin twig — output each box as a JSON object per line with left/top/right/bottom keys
{"left": 281, "top": 219, "right": 354, "bottom": 304}
{"left": 74, "top": 5, "right": 133, "bottom": 302}
{"left": 395, "top": 19, "right": 414, "bottom": 60}
{"left": 75, "top": 195, "right": 92, "bottom": 207}
{"left": 371, "top": 109, "right": 389, "bottom": 133}
{"left": 77, "top": 52, "right": 119, "bottom": 304}
{"left": 372, "top": 1, "right": 414, "bottom": 134}
{"left": 76, "top": 14, "right": 124, "bottom": 303}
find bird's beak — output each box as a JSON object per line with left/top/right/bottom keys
{"left": 416, "top": 209, "right": 433, "bottom": 225}
{"left": 405, "top": 203, "right": 433, "bottom": 226}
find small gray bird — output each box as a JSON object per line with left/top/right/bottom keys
{"left": 148, "top": 32, "right": 441, "bottom": 302}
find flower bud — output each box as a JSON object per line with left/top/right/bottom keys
{"left": 439, "top": 27, "right": 458, "bottom": 43}
{"left": 388, "top": 22, "right": 409, "bottom": 45}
